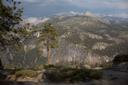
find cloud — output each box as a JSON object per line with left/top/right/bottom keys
{"left": 17, "top": 0, "right": 128, "bottom": 17}
{"left": 65, "top": 0, "right": 128, "bottom": 10}
{"left": 114, "top": 13, "right": 128, "bottom": 18}
{"left": 23, "top": 17, "right": 49, "bottom": 24}
{"left": 104, "top": 0, "right": 128, "bottom": 10}
{"left": 15, "top": 0, "right": 40, "bottom": 3}
{"left": 18, "top": 0, "right": 128, "bottom": 10}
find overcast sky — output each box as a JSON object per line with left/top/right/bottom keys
{"left": 15, "top": 0, "right": 128, "bottom": 18}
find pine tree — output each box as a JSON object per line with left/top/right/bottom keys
{"left": 0, "top": 0, "right": 23, "bottom": 69}
{"left": 37, "top": 23, "right": 58, "bottom": 64}
{"left": 0, "top": 0, "right": 23, "bottom": 48}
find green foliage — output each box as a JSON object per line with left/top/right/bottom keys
{"left": 14, "top": 69, "right": 37, "bottom": 78}
{"left": 54, "top": 15, "right": 128, "bottom": 58}
{"left": 98, "top": 62, "right": 113, "bottom": 68}
{"left": 37, "top": 22, "right": 59, "bottom": 64}
{"left": 35, "top": 64, "right": 57, "bottom": 70}
{"left": 46, "top": 68, "right": 103, "bottom": 83}
{"left": 35, "top": 65, "right": 44, "bottom": 70}
{"left": 43, "top": 64, "right": 56, "bottom": 69}
{"left": 12, "top": 48, "right": 47, "bottom": 68}
{"left": 36, "top": 62, "right": 81, "bottom": 70}
{"left": 55, "top": 62, "right": 70, "bottom": 67}
{"left": 90, "top": 61, "right": 113, "bottom": 68}
{"left": 0, "top": 0, "right": 23, "bottom": 30}
{"left": 89, "top": 71, "right": 103, "bottom": 79}
{"left": 4, "top": 65, "right": 20, "bottom": 70}
{"left": 65, "top": 31, "right": 82, "bottom": 44}
{"left": 55, "top": 61, "right": 81, "bottom": 68}
{"left": 0, "top": 0, "right": 23, "bottom": 49}
{"left": 4, "top": 65, "right": 15, "bottom": 70}
{"left": 37, "top": 22, "right": 58, "bottom": 48}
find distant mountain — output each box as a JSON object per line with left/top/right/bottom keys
{"left": 1, "top": 12, "right": 128, "bottom": 67}
{"left": 49, "top": 14, "right": 128, "bottom": 64}
{"left": 22, "top": 17, "right": 49, "bottom": 25}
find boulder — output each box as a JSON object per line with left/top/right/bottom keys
{"left": 35, "top": 74, "right": 43, "bottom": 82}
{"left": 113, "top": 54, "right": 128, "bottom": 65}
{"left": 6, "top": 75, "right": 16, "bottom": 81}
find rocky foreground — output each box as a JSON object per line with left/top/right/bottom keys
{"left": 0, "top": 63, "right": 128, "bottom": 85}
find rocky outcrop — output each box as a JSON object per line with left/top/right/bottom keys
{"left": 0, "top": 38, "right": 112, "bottom": 67}
{"left": 48, "top": 39, "right": 110, "bottom": 65}
{"left": 49, "top": 39, "right": 87, "bottom": 64}
{"left": 113, "top": 54, "right": 128, "bottom": 65}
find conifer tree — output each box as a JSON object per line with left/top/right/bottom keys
{"left": 0, "top": 0, "right": 23, "bottom": 49}
{"left": 37, "top": 23, "right": 58, "bottom": 64}
{"left": 0, "top": 0, "right": 23, "bottom": 69}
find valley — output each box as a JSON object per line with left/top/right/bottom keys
{"left": 1, "top": 12, "right": 128, "bottom": 67}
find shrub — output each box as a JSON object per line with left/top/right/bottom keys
{"left": 89, "top": 71, "right": 103, "bottom": 79}
{"left": 43, "top": 64, "right": 56, "bottom": 69}
{"left": 45, "top": 68, "right": 103, "bottom": 83}
{"left": 35, "top": 65, "right": 44, "bottom": 70}
{"left": 89, "top": 61, "right": 113, "bottom": 68}
{"left": 15, "top": 70, "right": 37, "bottom": 78}
{"left": 55, "top": 62, "right": 70, "bottom": 67}
{"left": 35, "top": 64, "right": 58, "bottom": 70}
{"left": 4, "top": 65, "right": 15, "bottom": 70}
{"left": 99, "top": 62, "right": 113, "bottom": 68}
{"left": 55, "top": 61, "right": 81, "bottom": 68}
{"left": 48, "top": 70, "right": 63, "bottom": 81}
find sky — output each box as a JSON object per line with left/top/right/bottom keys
{"left": 15, "top": 0, "right": 128, "bottom": 18}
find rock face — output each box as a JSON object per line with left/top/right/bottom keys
{"left": 0, "top": 13, "right": 128, "bottom": 67}
{"left": 49, "top": 39, "right": 87, "bottom": 63}
{"left": 35, "top": 74, "right": 43, "bottom": 82}
{"left": 49, "top": 39, "right": 110, "bottom": 65}
{"left": 6, "top": 75, "right": 16, "bottom": 81}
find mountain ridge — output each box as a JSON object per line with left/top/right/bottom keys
{"left": 1, "top": 12, "right": 128, "bottom": 67}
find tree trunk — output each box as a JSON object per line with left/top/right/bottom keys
{"left": 0, "top": 58, "right": 3, "bottom": 70}
{"left": 47, "top": 46, "right": 50, "bottom": 64}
